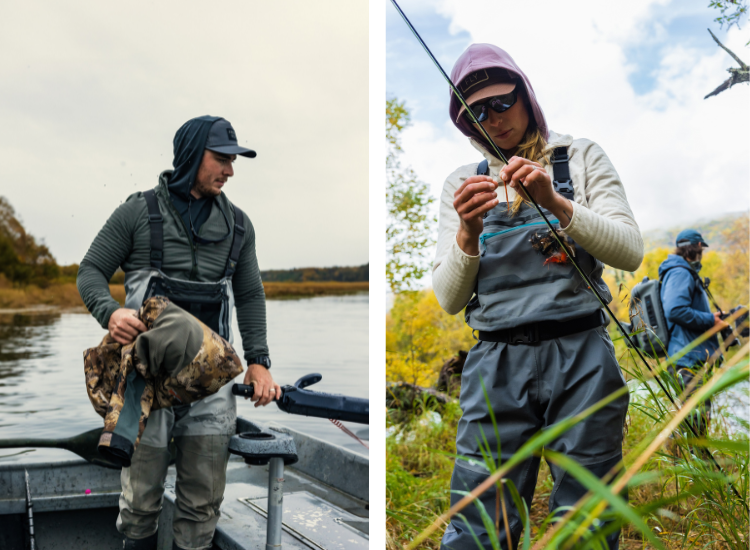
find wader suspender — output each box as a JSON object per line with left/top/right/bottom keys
{"left": 142, "top": 189, "right": 245, "bottom": 277}
{"left": 476, "top": 147, "right": 574, "bottom": 200}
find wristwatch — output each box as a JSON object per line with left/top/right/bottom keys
{"left": 248, "top": 355, "right": 272, "bottom": 369}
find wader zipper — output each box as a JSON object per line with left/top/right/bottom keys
{"left": 162, "top": 190, "right": 199, "bottom": 281}
{"left": 480, "top": 220, "right": 559, "bottom": 245}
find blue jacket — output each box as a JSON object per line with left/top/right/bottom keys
{"left": 658, "top": 255, "right": 719, "bottom": 367}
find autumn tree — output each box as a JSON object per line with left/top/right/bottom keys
{"left": 0, "top": 196, "right": 59, "bottom": 286}
{"left": 386, "top": 98, "right": 436, "bottom": 293}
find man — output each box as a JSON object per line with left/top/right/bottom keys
{"left": 659, "top": 228, "right": 729, "bottom": 433}
{"left": 77, "top": 115, "right": 280, "bottom": 550}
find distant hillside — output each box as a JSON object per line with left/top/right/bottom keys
{"left": 642, "top": 210, "right": 748, "bottom": 252}
{"left": 261, "top": 264, "right": 369, "bottom": 283}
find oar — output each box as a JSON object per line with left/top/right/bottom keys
{"left": 0, "top": 428, "right": 122, "bottom": 469}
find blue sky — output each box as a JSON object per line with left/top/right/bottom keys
{"left": 386, "top": 0, "right": 749, "bottom": 236}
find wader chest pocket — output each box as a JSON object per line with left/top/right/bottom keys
{"left": 466, "top": 203, "right": 610, "bottom": 332}
{"left": 144, "top": 276, "right": 230, "bottom": 339}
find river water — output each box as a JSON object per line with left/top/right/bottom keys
{"left": 0, "top": 294, "right": 369, "bottom": 463}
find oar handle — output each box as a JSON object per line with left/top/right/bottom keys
{"left": 0, "top": 439, "right": 61, "bottom": 450}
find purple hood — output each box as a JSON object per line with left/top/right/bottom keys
{"left": 449, "top": 44, "right": 548, "bottom": 156}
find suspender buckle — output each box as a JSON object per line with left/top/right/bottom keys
{"left": 554, "top": 178, "right": 574, "bottom": 195}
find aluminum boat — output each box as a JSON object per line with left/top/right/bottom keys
{"left": 0, "top": 417, "right": 369, "bottom": 549}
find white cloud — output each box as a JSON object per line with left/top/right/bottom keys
{"left": 0, "top": 0, "right": 368, "bottom": 268}
{"left": 397, "top": 0, "right": 749, "bottom": 233}
{"left": 400, "top": 119, "right": 477, "bottom": 201}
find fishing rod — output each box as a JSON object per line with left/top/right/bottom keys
{"left": 389, "top": 0, "right": 748, "bottom": 510}
{"left": 25, "top": 469, "right": 36, "bottom": 550}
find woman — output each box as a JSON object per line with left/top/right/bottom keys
{"left": 434, "top": 44, "right": 644, "bottom": 550}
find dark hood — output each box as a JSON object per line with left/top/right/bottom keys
{"left": 167, "top": 115, "right": 222, "bottom": 238}
{"left": 449, "top": 44, "right": 548, "bottom": 159}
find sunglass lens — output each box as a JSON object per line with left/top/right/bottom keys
{"left": 467, "top": 103, "right": 488, "bottom": 123}
{"left": 488, "top": 93, "right": 516, "bottom": 113}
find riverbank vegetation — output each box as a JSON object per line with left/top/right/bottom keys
{"left": 0, "top": 196, "right": 368, "bottom": 310}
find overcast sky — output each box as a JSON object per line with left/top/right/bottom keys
{"left": 0, "top": 0, "right": 368, "bottom": 269}
{"left": 387, "top": 0, "right": 750, "bottom": 237}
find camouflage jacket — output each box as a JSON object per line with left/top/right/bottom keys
{"left": 83, "top": 296, "right": 243, "bottom": 467}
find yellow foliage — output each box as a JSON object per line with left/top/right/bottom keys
{"left": 386, "top": 290, "right": 475, "bottom": 387}
{"left": 704, "top": 216, "right": 749, "bottom": 310}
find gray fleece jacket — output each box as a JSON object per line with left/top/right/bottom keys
{"left": 77, "top": 171, "right": 268, "bottom": 362}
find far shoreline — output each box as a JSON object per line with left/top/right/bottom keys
{"left": 0, "top": 281, "right": 369, "bottom": 313}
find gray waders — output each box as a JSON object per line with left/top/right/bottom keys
{"left": 441, "top": 150, "right": 629, "bottom": 550}
{"left": 117, "top": 190, "right": 245, "bottom": 550}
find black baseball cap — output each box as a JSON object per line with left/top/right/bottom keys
{"left": 205, "top": 118, "right": 256, "bottom": 158}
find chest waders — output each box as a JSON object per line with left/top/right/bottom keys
{"left": 117, "top": 190, "right": 246, "bottom": 549}
{"left": 442, "top": 149, "right": 629, "bottom": 550}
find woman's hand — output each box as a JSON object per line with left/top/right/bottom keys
{"left": 453, "top": 175, "right": 499, "bottom": 256}
{"left": 501, "top": 156, "right": 574, "bottom": 228}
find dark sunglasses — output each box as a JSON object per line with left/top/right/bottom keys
{"left": 464, "top": 90, "right": 518, "bottom": 123}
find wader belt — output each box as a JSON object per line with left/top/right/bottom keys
{"left": 476, "top": 146, "right": 574, "bottom": 199}
{"left": 142, "top": 189, "right": 245, "bottom": 277}
{"left": 477, "top": 310, "right": 604, "bottom": 344}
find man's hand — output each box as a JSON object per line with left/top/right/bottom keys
{"left": 243, "top": 363, "right": 281, "bottom": 407}
{"left": 108, "top": 308, "right": 147, "bottom": 345}
{"left": 713, "top": 311, "right": 731, "bottom": 332}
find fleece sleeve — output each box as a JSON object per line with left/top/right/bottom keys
{"left": 77, "top": 200, "right": 141, "bottom": 328}
{"left": 232, "top": 213, "right": 270, "bottom": 363}
{"left": 560, "top": 141, "right": 644, "bottom": 272}
{"left": 661, "top": 270, "right": 715, "bottom": 332}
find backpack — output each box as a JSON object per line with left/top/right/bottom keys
{"left": 626, "top": 265, "right": 706, "bottom": 358}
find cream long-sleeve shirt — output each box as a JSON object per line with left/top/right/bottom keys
{"left": 432, "top": 131, "right": 644, "bottom": 315}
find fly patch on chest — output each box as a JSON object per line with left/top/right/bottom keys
{"left": 530, "top": 229, "right": 577, "bottom": 266}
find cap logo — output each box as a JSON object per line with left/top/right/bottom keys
{"left": 226, "top": 128, "right": 237, "bottom": 142}
{"left": 460, "top": 70, "right": 489, "bottom": 94}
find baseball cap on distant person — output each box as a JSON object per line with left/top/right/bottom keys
{"left": 675, "top": 229, "right": 709, "bottom": 248}
{"left": 205, "top": 118, "right": 256, "bottom": 158}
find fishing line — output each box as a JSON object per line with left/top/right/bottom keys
{"left": 389, "top": 0, "right": 748, "bottom": 511}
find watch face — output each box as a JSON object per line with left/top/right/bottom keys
{"left": 254, "top": 356, "right": 271, "bottom": 368}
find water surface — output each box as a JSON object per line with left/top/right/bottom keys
{"left": 0, "top": 294, "right": 368, "bottom": 463}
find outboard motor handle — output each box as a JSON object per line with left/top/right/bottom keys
{"left": 294, "top": 373, "right": 322, "bottom": 389}
{"left": 231, "top": 373, "right": 369, "bottom": 425}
